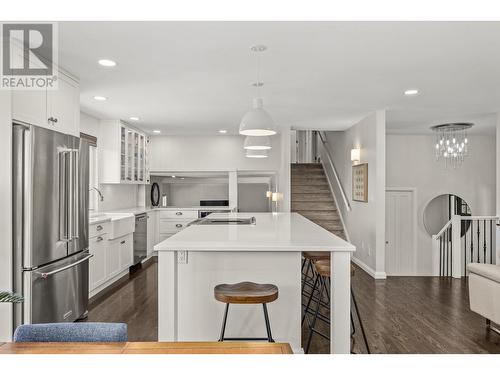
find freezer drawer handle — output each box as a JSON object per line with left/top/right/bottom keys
{"left": 38, "top": 254, "right": 93, "bottom": 279}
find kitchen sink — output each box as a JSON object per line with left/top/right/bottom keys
{"left": 191, "top": 217, "right": 256, "bottom": 225}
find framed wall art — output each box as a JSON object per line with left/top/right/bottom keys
{"left": 352, "top": 163, "right": 368, "bottom": 202}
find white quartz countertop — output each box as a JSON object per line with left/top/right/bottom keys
{"left": 154, "top": 212, "right": 355, "bottom": 252}
{"left": 96, "top": 206, "right": 235, "bottom": 216}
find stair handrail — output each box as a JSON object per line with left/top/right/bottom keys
{"left": 317, "top": 131, "right": 352, "bottom": 212}
{"left": 433, "top": 219, "right": 453, "bottom": 238}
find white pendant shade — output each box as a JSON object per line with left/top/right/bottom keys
{"left": 244, "top": 135, "right": 271, "bottom": 150}
{"left": 245, "top": 149, "right": 269, "bottom": 158}
{"left": 239, "top": 98, "right": 277, "bottom": 136}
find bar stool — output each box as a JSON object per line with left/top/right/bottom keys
{"left": 302, "top": 252, "right": 330, "bottom": 297}
{"left": 214, "top": 281, "right": 279, "bottom": 342}
{"left": 304, "top": 261, "right": 370, "bottom": 354}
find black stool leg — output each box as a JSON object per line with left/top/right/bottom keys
{"left": 351, "top": 287, "right": 370, "bottom": 354}
{"left": 302, "top": 273, "right": 319, "bottom": 326}
{"left": 305, "top": 276, "right": 325, "bottom": 354}
{"left": 218, "top": 303, "right": 230, "bottom": 342}
{"left": 262, "top": 303, "right": 275, "bottom": 342}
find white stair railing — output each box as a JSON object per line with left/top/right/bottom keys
{"left": 432, "top": 215, "right": 498, "bottom": 278}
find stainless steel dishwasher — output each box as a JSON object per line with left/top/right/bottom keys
{"left": 133, "top": 213, "right": 147, "bottom": 265}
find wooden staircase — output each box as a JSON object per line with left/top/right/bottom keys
{"left": 291, "top": 163, "right": 346, "bottom": 240}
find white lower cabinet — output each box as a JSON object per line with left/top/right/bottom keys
{"left": 89, "top": 233, "right": 107, "bottom": 291}
{"left": 106, "top": 239, "right": 121, "bottom": 279}
{"left": 118, "top": 234, "right": 134, "bottom": 270}
{"left": 89, "top": 221, "right": 134, "bottom": 296}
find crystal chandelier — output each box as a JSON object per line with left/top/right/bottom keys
{"left": 431, "top": 123, "right": 473, "bottom": 168}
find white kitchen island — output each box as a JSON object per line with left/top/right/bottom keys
{"left": 154, "top": 212, "right": 355, "bottom": 354}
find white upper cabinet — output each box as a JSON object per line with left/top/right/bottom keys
{"left": 100, "top": 120, "right": 150, "bottom": 184}
{"left": 12, "top": 70, "right": 80, "bottom": 137}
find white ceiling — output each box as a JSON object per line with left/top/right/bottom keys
{"left": 59, "top": 21, "right": 500, "bottom": 135}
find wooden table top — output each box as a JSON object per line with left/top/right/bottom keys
{"left": 0, "top": 341, "right": 293, "bottom": 354}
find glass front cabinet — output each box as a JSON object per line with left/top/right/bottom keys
{"left": 101, "top": 120, "right": 150, "bottom": 184}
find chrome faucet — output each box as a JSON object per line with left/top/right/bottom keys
{"left": 89, "top": 187, "right": 104, "bottom": 201}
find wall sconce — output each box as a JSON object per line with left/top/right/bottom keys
{"left": 271, "top": 192, "right": 282, "bottom": 213}
{"left": 266, "top": 191, "right": 273, "bottom": 198}
{"left": 351, "top": 148, "right": 360, "bottom": 164}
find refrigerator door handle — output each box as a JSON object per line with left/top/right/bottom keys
{"left": 38, "top": 254, "right": 93, "bottom": 279}
{"left": 59, "top": 150, "right": 70, "bottom": 242}
{"left": 72, "top": 149, "right": 79, "bottom": 240}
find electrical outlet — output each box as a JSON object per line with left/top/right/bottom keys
{"left": 368, "top": 247, "right": 371, "bottom": 256}
{"left": 178, "top": 251, "right": 188, "bottom": 264}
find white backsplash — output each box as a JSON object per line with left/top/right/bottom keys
{"left": 98, "top": 184, "right": 139, "bottom": 211}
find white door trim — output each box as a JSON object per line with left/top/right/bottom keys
{"left": 385, "top": 187, "right": 418, "bottom": 276}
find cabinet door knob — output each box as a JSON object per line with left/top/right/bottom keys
{"left": 53, "top": 118, "right": 58, "bottom": 123}
{"left": 120, "top": 240, "right": 126, "bottom": 244}
{"left": 96, "top": 236, "right": 103, "bottom": 242}
{"left": 176, "top": 212, "right": 183, "bottom": 216}
{"left": 96, "top": 225, "right": 103, "bottom": 231}
{"left": 176, "top": 224, "right": 183, "bottom": 228}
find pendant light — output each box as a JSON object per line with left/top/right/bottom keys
{"left": 239, "top": 45, "right": 277, "bottom": 136}
{"left": 244, "top": 135, "right": 271, "bottom": 150}
{"left": 245, "top": 149, "right": 269, "bottom": 158}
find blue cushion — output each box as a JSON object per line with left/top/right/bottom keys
{"left": 13, "top": 323, "right": 128, "bottom": 343}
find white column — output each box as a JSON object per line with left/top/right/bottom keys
{"left": 330, "top": 251, "right": 351, "bottom": 354}
{"left": 431, "top": 235, "right": 440, "bottom": 276}
{"left": 158, "top": 251, "right": 177, "bottom": 341}
{"left": 452, "top": 215, "right": 462, "bottom": 279}
{"left": 228, "top": 171, "right": 238, "bottom": 209}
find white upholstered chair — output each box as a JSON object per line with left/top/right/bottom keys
{"left": 468, "top": 263, "right": 500, "bottom": 335}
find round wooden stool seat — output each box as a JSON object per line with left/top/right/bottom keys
{"left": 314, "top": 259, "right": 331, "bottom": 277}
{"left": 303, "top": 251, "right": 330, "bottom": 261}
{"left": 214, "top": 282, "right": 279, "bottom": 304}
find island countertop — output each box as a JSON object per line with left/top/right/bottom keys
{"left": 154, "top": 212, "right": 355, "bottom": 252}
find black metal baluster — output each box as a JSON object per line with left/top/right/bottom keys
{"left": 470, "top": 220, "right": 474, "bottom": 266}
{"left": 464, "top": 221, "right": 467, "bottom": 276}
{"left": 490, "top": 220, "right": 493, "bottom": 264}
{"left": 483, "top": 220, "right": 487, "bottom": 264}
{"left": 477, "top": 220, "right": 480, "bottom": 263}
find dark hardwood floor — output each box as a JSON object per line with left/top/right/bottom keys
{"left": 87, "top": 261, "right": 158, "bottom": 341}
{"left": 88, "top": 261, "right": 500, "bottom": 353}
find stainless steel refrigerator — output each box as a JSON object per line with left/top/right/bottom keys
{"left": 13, "top": 123, "right": 90, "bottom": 327}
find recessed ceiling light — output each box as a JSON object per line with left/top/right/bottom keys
{"left": 218, "top": 129, "right": 227, "bottom": 134}
{"left": 93, "top": 96, "right": 107, "bottom": 101}
{"left": 98, "top": 59, "right": 117, "bottom": 67}
{"left": 129, "top": 117, "right": 140, "bottom": 121}
{"left": 404, "top": 89, "right": 419, "bottom": 96}
{"left": 153, "top": 130, "right": 161, "bottom": 134}
{"left": 171, "top": 175, "right": 176, "bottom": 178}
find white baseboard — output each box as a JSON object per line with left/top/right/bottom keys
{"left": 352, "top": 256, "right": 387, "bottom": 279}
{"left": 89, "top": 269, "right": 129, "bottom": 298}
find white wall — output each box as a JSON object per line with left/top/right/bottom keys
{"left": 0, "top": 92, "right": 13, "bottom": 340}
{"left": 387, "top": 134, "right": 496, "bottom": 275}
{"left": 169, "top": 183, "right": 229, "bottom": 207}
{"left": 149, "top": 134, "right": 282, "bottom": 172}
{"left": 324, "top": 111, "right": 386, "bottom": 278}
